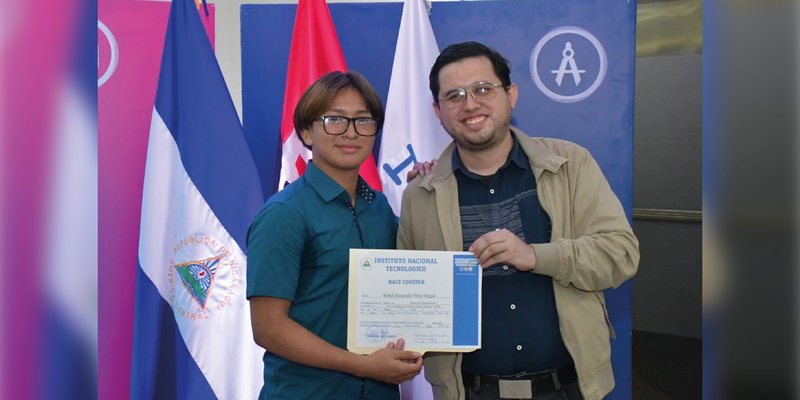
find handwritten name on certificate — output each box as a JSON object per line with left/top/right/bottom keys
{"left": 347, "top": 249, "right": 481, "bottom": 355}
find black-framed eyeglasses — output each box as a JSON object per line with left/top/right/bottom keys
{"left": 438, "top": 81, "right": 506, "bottom": 109}
{"left": 316, "top": 115, "right": 379, "bottom": 137}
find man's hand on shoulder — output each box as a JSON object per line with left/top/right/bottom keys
{"left": 405, "top": 159, "right": 438, "bottom": 182}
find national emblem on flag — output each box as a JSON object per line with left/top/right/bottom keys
{"left": 174, "top": 257, "right": 220, "bottom": 308}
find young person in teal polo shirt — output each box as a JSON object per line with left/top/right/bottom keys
{"left": 247, "top": 71, "right": 423, "bottom": 400}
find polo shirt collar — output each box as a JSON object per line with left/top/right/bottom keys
{"left": 304, "top": 161, "right": 376, "bottom": 204}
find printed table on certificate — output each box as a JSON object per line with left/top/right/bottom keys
{"left": 347, "top": 249, "right": 481, "bottom": 354}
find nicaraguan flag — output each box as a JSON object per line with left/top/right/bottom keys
{"left": 131, "top": 0, "right": 265, "bottom": 398}
{"left": 378, "top": 0, "right": 450, "bottom": 216}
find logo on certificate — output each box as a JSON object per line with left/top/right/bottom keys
{"left": 453, "top": 255, "right": 479, "bottom": 275}
{"left": 360, "top": 257, "right": 373, "bottom": 271}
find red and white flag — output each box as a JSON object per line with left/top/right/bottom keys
{"left": 278, "top": 0, "right": 382, "bottom": 190}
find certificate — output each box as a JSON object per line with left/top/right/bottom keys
{"left": 347, "top": 249, "right": 481, "bottom": 354}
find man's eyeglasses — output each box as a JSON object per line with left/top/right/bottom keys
{"left": 316, "top": 115, "right": 379, "bottom": 137}
{"left": 438, "top": 81, "right": 506, "bottom": 109}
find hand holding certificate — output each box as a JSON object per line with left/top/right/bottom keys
{"left": 348, "top": 249, "right": 482, "bottom": 355}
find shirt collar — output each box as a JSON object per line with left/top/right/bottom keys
{"left": 419, "top": 126, "right": 568, "bottom": 192}
{"left": 305, "top": 161, "right": 376, "bottom": 204}
{"left": 507, "top": 135, "right": 531, "bottom": 170}
{"left": 451, "top": 133, "right": 530, "bottom": 176}
{"left": 353, "top": 178, "right": 376, "bottom": 204}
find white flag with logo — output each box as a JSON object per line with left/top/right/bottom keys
{"left": 379, "top": 0, "right": 450, "bottom": 215}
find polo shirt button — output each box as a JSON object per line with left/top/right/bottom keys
{"left": 510, "top": 304, "right": 516, "bottom": 310}
{"left": 489, "top": 188, "right": 495, "bottom": 194}
{"left": 502, "top": 265, "right": 509, "bottom": 271}
{"left": 516, "top": 345, "right": 523, "bottom": 351}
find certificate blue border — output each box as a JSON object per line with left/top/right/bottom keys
{"left": 452, "top": 255, "right": 479, "bottom": 346}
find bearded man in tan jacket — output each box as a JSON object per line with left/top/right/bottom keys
{"left": 398, "top": 41, "right": 640, "bottom": 400}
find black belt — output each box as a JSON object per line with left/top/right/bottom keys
{"left": 463, "top": 364, "right": 578, "bottom": 399}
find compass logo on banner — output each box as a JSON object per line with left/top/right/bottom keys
{"left": 98, "top": 20, "right": 119, "bottom": 88}
{"left": 530, "top": 26, "right": 607, "bottom": 103}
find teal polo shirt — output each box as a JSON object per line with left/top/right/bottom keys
{"left": 247, "top": 162, "right": 399, "bottom": 400}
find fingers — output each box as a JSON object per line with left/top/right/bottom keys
{"left": 409, "top": 354, "right": 423, "bottom": 368}
{"left": 468, "top": 229, "right": 503, "bottom": 264}
{"left": 393, "top": 339, "right": 419, "bottom": 364}
{"left": 393, "top": 355, "right": 423, "bottom": 383}
{"left": 405, "top": 169, "right": 419, "bottom": 182}
{"left": 421, "top": 161, "right": 433, "bottom": 174}
{"left": 476, "top": 242, "right": 504, "bottom": 268}
{"left": 384, "top": 338, "right": 405, "bottom": 351}
{"left": 468, "top": 229, "right": 536, "bottom": 271}
{"left": 394, "top": 350, "right": 421, "bottom": 361}
{"left": 366, "top": 348, "right": 423, "bottom": 384}
{"left": 405, "top": 161, "right": 437, "bottom": 183}
{"left": 370, "top": 347, "right": 420, "bottom": 362}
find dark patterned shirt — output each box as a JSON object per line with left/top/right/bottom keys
{"left": 454, "top": 137, "right": 573, "bottom": 374}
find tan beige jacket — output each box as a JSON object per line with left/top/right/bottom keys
{"left": 397, "top": 127, "right": 639, "bottom": 400}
